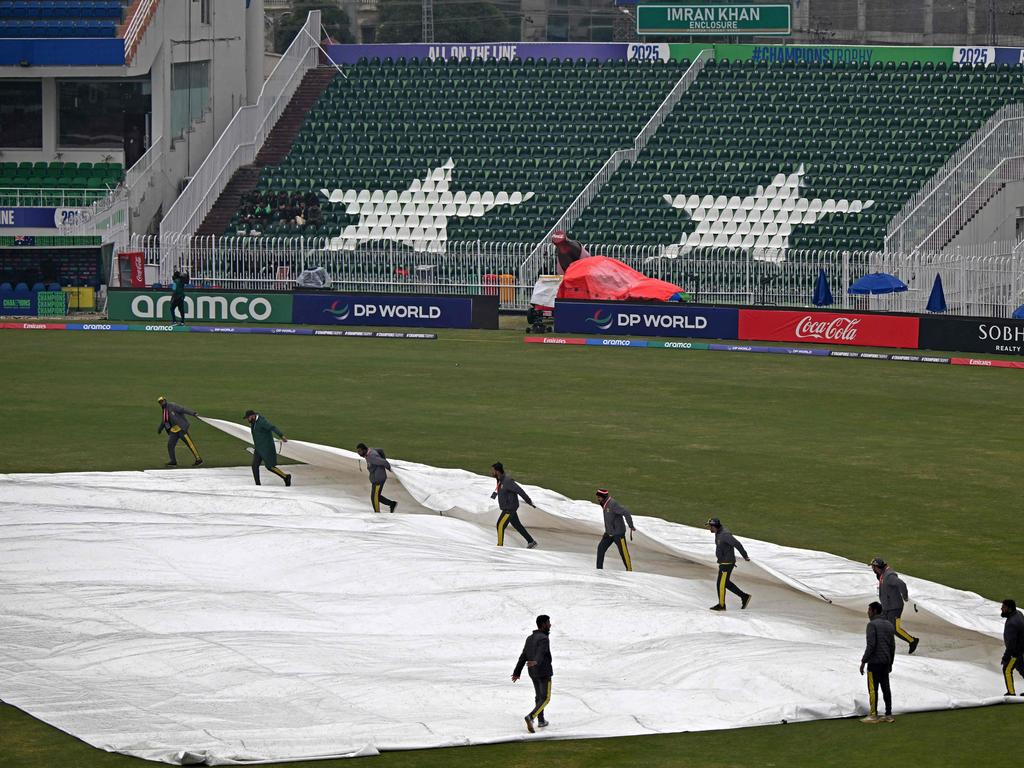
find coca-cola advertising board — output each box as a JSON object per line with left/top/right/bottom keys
{"left": 739, "top": 309, "right": 920, "bottom": 348}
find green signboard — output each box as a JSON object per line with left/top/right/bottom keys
{"left": 663, "top": 42, "right": 956, "bottom": 65}
{"left": 638, "top": 4, "right": 791, "bottom": 36}
{"left": 107, "top": 290, "right": 294, "bottom": 324}
{"left": 36, "top": 291, "right": 68, "bottom": 317}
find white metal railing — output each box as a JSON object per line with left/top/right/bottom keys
{"left": 124, "top": 0, "right": 161, "bottom": 65}
{"left": 0, "top": 187, "right": 111, "bottom": 208}
{"left": 134, "top": 236, "right": 1024, "bottom": 317}
{"left": 158, "top": 10, "right": 322, "bottom": 273}
{"left": 885, "top": 104, "right": 1024, "bottom": 253}
{"left": 520, "top": 49, "right": 712, "bottom": 282}
{"left": 872, "top": 240, "right": 1021, "bottom": 318}
{"left": 125, "top": 134, "right": 163, "bottom": 196}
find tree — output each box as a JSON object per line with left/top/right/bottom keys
{"left": 275, "top": 1, "right": 354, "bottom": 53}
{"left": 376, "top": 0, "right": 513, "bottom": 43}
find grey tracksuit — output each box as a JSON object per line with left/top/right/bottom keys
{"left": 714, "top": 527, "right": 749, "bottom": 563}
{"left": 878, "top": 569, "right": 909, "bottom": 617}
{"left": 364, "top": 448, "right": 395, "bottom": 513}
{"left": 862, "top": 614, "right": 896, "bottom": 717}
{"left": 596, "top": 497, "right": 634, "bottom": 570}
{"left": 713, "top": 527, "right": 750, "bottom": 607}
{"left": 602, "top": 497, "right": 634, "bottom": 537}
{"left": 492, "top": 474, "right": 536, "bottom": 546}
{"left": 158, "top": 402, "right": 195, "bottom": 433}
{"left": 157, "top": 402, "right": 200, "bottom": 463}
{"left": 1002, "top": 609, "right": 1024, "bottom": 694}
{"left": 492, "top": 474, "right": 533, "bottom": 511}
{"left": 862, "top": 615, "right": 896, "bottom": 668}
{"left": 513, "top": 629, "right": 553, "bottom": 721}
{"left": 877, "top": 567, "right": 917, "bottom": 646}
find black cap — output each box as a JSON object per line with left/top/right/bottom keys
{"left": 595, "top": 488, "right": 609, "bottom": 497}
{"left": 244, "top": 410, "right": 256, "bottom": 418}
{"left": 869, "top": 557, "right": 886, "bottom": 568}
{"left": 706, "top": 517, "right": 721, "bottom": 528}
{"left": 492, "top": 462, "right": 504, "bottom": 473}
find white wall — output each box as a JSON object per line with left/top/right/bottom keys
{"left": 946, "top": 180, "right": 1024, "bottom": 249}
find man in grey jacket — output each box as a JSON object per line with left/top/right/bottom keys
{"left": 595, "top": 489, "right": 636, "bottom": 571}
{"left": 490, "top": 462, "right": 538, "bottom": 549}
{"left": 859, "top": 601, "right": 896, "bottom": 723}
{"left": 156, "top": 396, "right": 202, "bottom": 467}
{"left": 870, "top": 558, "right": 919, "bottom": 654}
{"left": 1000, "top": 598, "right": 1024, "bottom": 696}
{"left": 356, "top": 443, "right": 397, "bottom": 513}
{"left": 512, "top": 614, "right": 553, "bottom": 732}
{"left": 707, "top": 518, "right": 751, "bottom": 611}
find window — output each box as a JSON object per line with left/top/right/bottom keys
{"left": 59, "top": 81, "right": 148, "bottom": 148}
{"left": 171, "top": 61, "right": 211, "bottom": 136}
{"left": 200, "top": 0, "right": 211, "bottom": 25}
{"left": 0, "top": 81, "right": 42, "bottom": 148}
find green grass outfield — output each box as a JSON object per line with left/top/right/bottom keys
{"left": 1, "top": 325, "right": 1021, "bottom": 768}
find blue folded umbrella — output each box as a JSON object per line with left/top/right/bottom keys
{"left": 1012, "top": 304, "right": 1024, "bottom": 320}
{"left": 848, "top": 272, "right": 908, "bottom": 295}
{"left": 926, "top": 273, "right": 947, "bottom": 313}
{"left": 812, "top": 268, "right": 833, "bottom": 307}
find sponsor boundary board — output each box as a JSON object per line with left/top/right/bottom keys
{"left": 0, "top": 322, "right": 437, "bottom": 340}
{"left": 525, "top": 336, "right": 1024, "bottom": 372}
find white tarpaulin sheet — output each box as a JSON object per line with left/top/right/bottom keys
{"left": 0, "top": 417, "right": 1017, "bottom": 764}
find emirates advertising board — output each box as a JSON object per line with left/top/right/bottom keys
{"left": 738, "top": 309, "right": 921, "bottom": 349}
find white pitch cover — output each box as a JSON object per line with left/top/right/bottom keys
{"left": 0, "top": 417, "right": 1017, "bottom": 764}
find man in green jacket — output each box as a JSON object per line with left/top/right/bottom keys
{"left": 244, "top": 409, "right": 291, "bottom": 486}
{"left": 169, "top": 270, "right": 188, "bottom": 326}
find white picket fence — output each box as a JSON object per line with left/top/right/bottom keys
{"left": 129, "top": 235, "right": 1024, "bottom": 316}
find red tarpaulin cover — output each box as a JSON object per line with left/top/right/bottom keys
{"left": 555, "top": 256, "right": 687, "bottom": 302}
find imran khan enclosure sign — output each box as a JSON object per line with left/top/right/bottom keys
{"left": 637, "top": 4, "right": 792, "bottom": 36}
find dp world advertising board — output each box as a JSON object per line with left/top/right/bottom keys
{"left": 555, "top": 301, "right": 739, "bottom": 339}
{"left": 637, "top": 4, "right": 791, "bottom": 36}
{"left": 292, "top": 293, "right": 495, "bottom": 329}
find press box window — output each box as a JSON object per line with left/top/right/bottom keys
{"left": 0, "top": 81, "right": 43, "bottom": 148}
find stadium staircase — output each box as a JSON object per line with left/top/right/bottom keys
{"left": 220, "top": 58, "right": 687, "bottom": 241}
{"left": 570, "top": 58, "right": 1024, "bottom": 252}
{"left": 194, "top": 67, "right": 336, "bottom": 238}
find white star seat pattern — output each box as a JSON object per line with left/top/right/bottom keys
{"left": 321, "top": 158, "right": 534, "bottom": 253}
{"left": 661, "top": 167, "right": 874, "bottom": 263}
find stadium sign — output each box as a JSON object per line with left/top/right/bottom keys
{"left": 107, "top": 290, "right": 293, "bottom": 323}
{"left": 292, "top": 293, "right": 497, "bottom": 329}
{"left": 554, "top": 301, "right": 739, "bottom": 339}
{"left": 637, "top": 4, "right": 792, "bottom": 36}
{"left": 0, "top": 207, "right": 90, "bottom": 229}
{"left": 919, "top": 315, "right": 1024, "bottom": 356}
{"left": 739, "top": 309, "right": 920, "bottom": 349}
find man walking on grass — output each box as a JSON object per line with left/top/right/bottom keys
{"left": 490, "top": 462, "right": 538, "bottom": 548}
{"left": 595, "top": 489, "right": 636, "bottom": 571}
{"left": 157, "top": 396, "right": 202, "bottom": 467}
{"left": 860, "top": 601, "right": 896, "bottom": 723}
{"left": 1000, "top": 598, "right": 1024, "bottom": 696}
{"left": 512, "top": 614, "right": 553, "bottom": 733}
{"left": 870, "top": 558, "right": 919, "bottom": 654}
{"left": 169, "top": 270, "right": 188, "bottom": 326}
{"left": 244, "top": 409, "right": 290, "bottom": 486}
{"left": 356, "top": 443, "right": 397, "bottom": 513}
{"left": 707, "top": 518, "right": 752, "bottom": 611}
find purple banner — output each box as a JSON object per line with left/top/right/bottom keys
{"left": 0, "top": 207, "right": 88, "bottom": 229}
{"left": 326, "top": 42, "right": 628, "bottom": 65}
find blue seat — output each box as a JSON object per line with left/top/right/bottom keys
{"left": 151, "top": 282, "right": 163, "bottom": 289}
{"left": 47, "top": 282, "right": 60, "bottom": 291}
{"left": 31, "top": 281, "right": 45, "bottom": 291}
{"left": 0, "top": 282, "right": 12, "bottom": 292}
{"left": 14, "top": 281, "right": 28, "bottom": 291}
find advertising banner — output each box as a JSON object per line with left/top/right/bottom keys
{"left": 107, "top": 290, "right": 293, "bottom": 324}
{"left": 638, "top": 4, "right": 791, "bottom": 36}
{"left": 919, "top": 315, "right": 1024, "bottom": 356}
{"left": 0, "top": 207, "right": 89, "bottom": 229}
{"left": 326, "top": 42, "right": 627, "bottom": 65}
{"left": 0, "top": 290, "right": 67, "bottom": 316}
{"left": 554, "top": 301, "right": 739, "bottom": 339}
{"left": 293, "top": 293, "right": 476, "bottom": 328}
{"left": 739, "top": 309, "right": 920, "bottom": 348}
